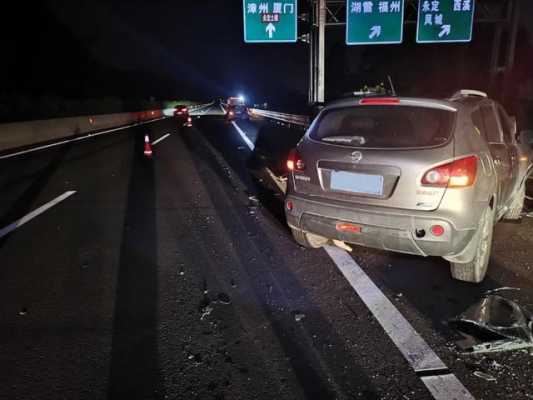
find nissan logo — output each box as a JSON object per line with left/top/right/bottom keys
{"left": 351, "top": 151, "right": 363, "bottom": 163}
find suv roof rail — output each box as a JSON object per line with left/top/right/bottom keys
{"left": 450, "top": 89, "right": 488, "bottom": 100}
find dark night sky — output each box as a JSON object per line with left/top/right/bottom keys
{"left": 1, "top": 0, "right": 532, "bottom": 110}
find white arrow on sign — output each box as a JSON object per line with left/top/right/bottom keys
{"left": 266, "top": 23, "right": 276, "bottom": 39}
{"left": 438, "top": 24, "right": 451, "bottom": 38}
{"left": 369, "top": 25, "right": 382, "bottom": 39}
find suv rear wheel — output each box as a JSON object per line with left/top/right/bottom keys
{"left": 450, "top": 206, "right": 494, "bottom": 283}
{"left": 291, "top": 228, "right": 328, "bottom": 249}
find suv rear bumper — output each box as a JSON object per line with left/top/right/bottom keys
{"left": 285, "top": 195, "right": 476, "bottom": 257}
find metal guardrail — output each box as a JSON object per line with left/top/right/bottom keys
{"left": 188, "top": 101, "right": 215, "bottom": 112}
{"left": 247, "top": 108, "right": 310, "bottom": 128}
{"left": 163, "top": 101, "right": 214, "bottom": 117}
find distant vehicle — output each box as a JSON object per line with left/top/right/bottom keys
{"left": 226, "top": 97, "right": 248, "bottom": 121}
{"left": 174, "top": 104, "right": 192, "bottom": 127}
{"left": 285, "top": 90, "right": 533, "bottom": 283}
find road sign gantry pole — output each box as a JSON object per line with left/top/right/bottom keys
{"left": 318, "top": 0, "right": 326, "bottom": 103}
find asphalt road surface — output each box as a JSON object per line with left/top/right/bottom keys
{"left": 1, "top": 104, "right": 532, "bottom": 400}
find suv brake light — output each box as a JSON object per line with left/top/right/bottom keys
{"left": 287, "top": 149, "right": 305, "bottom": 172}
{"left": 359, "top": 97, "right": 400, "bottom": 106}
{"left": 421, "top": 155, "right": 477, "bottom": 188}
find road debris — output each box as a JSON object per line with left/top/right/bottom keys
{"left": 485, "top": 287, "right": 521, "bottom": 295}
{"left": 18, "top": 308, "right": 28, "bottom": 316}
{"left": 332, "top": 240, "right": 353, "bottom": 252}
{"left": 217, "top": 292, "right": 231, "bottom": 304}
{"left": 293, "top": 312, "right": 306, "bottom": 322}
{"left": 248, "top": 195, "right": 259, "bottom": 206}
{"left": 449, "top": 290, "right": 533, "bottom": 355}
{"left": 490, "top": 360, "right": 503, "bottom": 370}
{"left": 473, "top": 371, "right": 497, "bottom": 382}
{"left": 200, "top": 304, "right": 214, "bottom": 320}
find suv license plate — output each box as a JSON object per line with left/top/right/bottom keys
{"left": 330, "top": 171, "right": 384, "bottom": 196}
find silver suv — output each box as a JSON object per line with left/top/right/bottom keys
{"left": 285, "top": 90, "right": 533, "bottom": 283}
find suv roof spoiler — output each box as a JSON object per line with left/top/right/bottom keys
{"left": 450, "top": 89, "right": 488, "bottom": 101}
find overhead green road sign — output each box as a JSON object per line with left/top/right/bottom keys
{"left": 346, "top": 0, "right": 405, "bottom": 45}
{"left": 243, "top": 0, "right": 297, "bottom": 43}
{"left": 417, "top": 0, "right": 475, "bottom": 43}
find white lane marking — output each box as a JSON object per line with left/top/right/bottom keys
{"left": 421, "top": 374, "right": 475, "bottom": 400}
{"left": 152, "top": 133, "right": 171, "bottom": 146}
{"left": 323, "top": 245, "right": 474, "bottom": 400}
{"left": 0, "top": 117, "right": 169, "bottom": 161}
{"left": 0, "top": 191, "right": 77, "bottom": 239}
{"left": 265, "top": 167, "right": 287, "bottom": 194}
{"left": 231, "top": 121, "right": 255, "bottom": 151}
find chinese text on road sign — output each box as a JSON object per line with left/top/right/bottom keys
{"left": 243, "top": 1, "right": 297, "bottom": 43}
{"left": 417, "top": 0, "right": 475, "bottom": 43}
{"left": 346, "top": 1, "right": 405, "bottom": 45}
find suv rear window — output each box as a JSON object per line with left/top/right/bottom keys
{"left": 309, "top": 106, "right": 455, "bottom": 149}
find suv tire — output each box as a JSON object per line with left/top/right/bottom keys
{"left": 450, "top": 206, "right": 494, "bottom": 283}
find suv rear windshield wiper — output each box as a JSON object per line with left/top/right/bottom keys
{"left": 322, "top": 135, "right": 366, "bottom": 145}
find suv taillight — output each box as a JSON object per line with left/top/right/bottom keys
{"left": 421, "top": 155, "right": 477, "bottom": 188}
{"left": 287, "top": 149, "right": 305, "bottom": 172}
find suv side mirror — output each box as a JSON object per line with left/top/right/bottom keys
{"left": 519, "top": 130, "right": 533, "bottom": 146}
{"left": 309, "top": 102, "right": 325, "bottom": 119}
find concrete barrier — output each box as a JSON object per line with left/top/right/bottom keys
{"left": 0, "top": 109, "right": 165, "bottom": 153}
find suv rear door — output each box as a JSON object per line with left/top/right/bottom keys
{"left": 479, "top": 103, "right": 515, "bottom": 205}
{"left": 497, "top": 104, "right": 519, "bottom": 195}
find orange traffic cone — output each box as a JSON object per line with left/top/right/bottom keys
{"left": 144, "top": 135, "right": 153, "bottom": 157}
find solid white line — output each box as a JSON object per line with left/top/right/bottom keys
{"left": 0, "top": 117, "right": 168, "bottom": 161}
{"left": 323, "top": 245, "right": 474, "bottom": 400}
{"left": 0, "top": 191, "right": 77, "bottom": 239}
{"left": 265, "top": 167, "right": 287, "bottom": 194}
{"left": 421, "top": 374, "right": 475, "bottom": 400}
{"left": 231, "top": 121, "right": 254, "bottom": 151}
{"left": 152, "top": 133, "right": 171, "bottom": 146}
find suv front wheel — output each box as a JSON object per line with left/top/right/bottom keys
{"left": 449, "top": 206, "right": 495, "bottom": 283}
{"left": 504, "top": 184, "right": 525, "bottom": 220}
